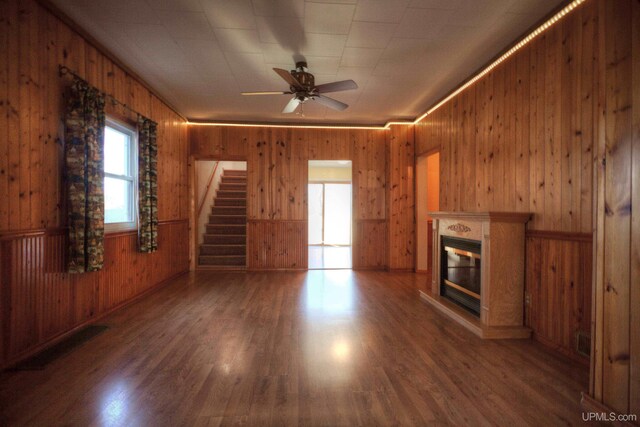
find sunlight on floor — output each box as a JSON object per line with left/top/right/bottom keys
{"left": 308, "top": 245, "right": 352, "bottom": 269}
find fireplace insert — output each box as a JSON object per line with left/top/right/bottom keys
{"left": 440, "top": 236, "right": 481, "bottom": 316}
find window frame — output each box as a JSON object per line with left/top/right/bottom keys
{"left": 104, "top": 117, "right": 138, "bottom": 233}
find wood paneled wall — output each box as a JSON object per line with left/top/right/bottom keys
{"left": 525, "top": 232, "right": 592, "bottom": 362}
{"left": 0, "top": 0, "right": 189, "bottom": 368}
{"left": 247, "top": 220, "right": 307, "bottom": 270}
{"left": 590, "top": 0, "right": 639, "bottom": 416}
{"left": 388, "top": 125, "right": 415, "bottom": 270}
{"left": 414, "top": 1, "right": 600, "bottom": 361}
{"left": 190, "top": 126, "right": 393, "bottom": 270}
{"left": 415, "top": 1, "right": 597, "bottom": 233}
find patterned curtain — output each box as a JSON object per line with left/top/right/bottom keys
{"left": 64, "top": 80, "right": 106, "bottom": 273}
{"left": 138, "top": 117, "right": 158, "bottom": 253}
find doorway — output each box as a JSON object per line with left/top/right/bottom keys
{"left": 308, "top": 160, "right": 352, "bottom": 269}
{"left": 195, "top": 160, "right": 247, "bottom": 269}
{"left": 416, "top": 151, "right": 440, "bottom": 273}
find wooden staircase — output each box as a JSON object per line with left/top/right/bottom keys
{"left": 198, "top": 169, "right": 246, "bottom": 268}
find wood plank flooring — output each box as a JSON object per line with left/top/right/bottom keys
{"left": 0, "top": 271, "right": 588, "bottom": 426}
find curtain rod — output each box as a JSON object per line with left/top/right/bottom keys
{"left": 58, "top": 65, "right": 152, "bottom": 123}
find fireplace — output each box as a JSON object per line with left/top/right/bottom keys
{"left": 440, "top": 236, "right": 481, "bottom": 316}
{"left": 420, "top": 211, "right": 532, "bottom": 339}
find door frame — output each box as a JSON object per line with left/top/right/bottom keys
{"left": 190, "top": 156, "right": 247, "bottom": 271}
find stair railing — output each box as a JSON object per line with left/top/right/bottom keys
{"left": 197, "top": 161, "right": 220, "bottom": 221}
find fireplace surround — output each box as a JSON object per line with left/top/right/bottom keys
{"left": 420, "top": 211, "right": 532, "bottom": 339}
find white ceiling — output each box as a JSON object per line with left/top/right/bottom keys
{"left": 52, "top": 0, "right": 564, "bottom": 124}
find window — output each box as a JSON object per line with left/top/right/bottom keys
{"left": 104, "top": 118, "right": 137, "bottom": 231}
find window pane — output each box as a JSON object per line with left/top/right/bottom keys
{"left": 104, "top": 126, "right": 130, "bottom": 176}
{"left": 308, "top": 184, "right": 323, "bottom": 245}
{"left": 324, "top": 184, "right": 351, "bottom": 245}
{"left": 105, "top": 177, "right": 133, "bottom": 223}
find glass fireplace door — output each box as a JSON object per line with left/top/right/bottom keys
{"left": 441, "top": 236, "right": 482, "bottom": 315}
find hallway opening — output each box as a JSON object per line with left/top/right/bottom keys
{"left": 416, "top": 151, "right": 440, "bottom": 273}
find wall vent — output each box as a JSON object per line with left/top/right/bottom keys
{"left": 576, "top": 330, "right": 591, "bottom": 358}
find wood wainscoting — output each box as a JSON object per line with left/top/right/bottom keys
{"left": 247, "top": 220, "right": 307, "bottom": 270}
{"left": 525, "top": 230, "right": 592, "bottom": 363}
{"left": 0, "top": 220, "right": 189, "bottom": 369}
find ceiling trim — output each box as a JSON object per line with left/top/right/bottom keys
{"left": 189, "top": 0, "right": 585, "bottom": 130}
{"left": 188, "top": 119, "right": 389, "bottom": 131}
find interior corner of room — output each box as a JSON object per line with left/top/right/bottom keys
{"left": 0, "top": 0, "right": 638, "bottom": 424}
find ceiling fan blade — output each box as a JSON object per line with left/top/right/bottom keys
{"left": 241, "top": 91, "right": 290, "bottom": 96}
{"left": 314, "top": 80, "right": 358, "bottom": 94}
{"left": 313, "top": 95, "right": 348, "bottom": 111}
{"left": 273, "top": 68, "right": 303, "bottom": 89}
{"left": 282, "top": 97, "right": 301, "bottom": 114}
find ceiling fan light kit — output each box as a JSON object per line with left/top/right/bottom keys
{"left": 241, "top": 61, "right": 358, "bottom": 114}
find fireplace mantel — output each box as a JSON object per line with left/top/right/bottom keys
{"left": 428, "top": 211, "right": 532, "bottom": 223}
{"left": 420, "top": 211, "right": 532, "bottom": 339}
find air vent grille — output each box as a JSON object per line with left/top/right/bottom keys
{"left": 576, "top": 330, "right": 591, "bottom": 358}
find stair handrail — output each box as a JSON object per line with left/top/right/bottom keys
{"left": 197, "top": 161, "right": 220, "bottom": 221}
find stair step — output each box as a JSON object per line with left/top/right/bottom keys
{"left": 221, "top": 176, "right": 247, "bottom": 184}
{"left": 216, "top": 190, "right": 246, "bottom": 199}
{"left": 207, "top": 224, "right": 246, "bottom": 235}
{"left": 223, "top": 170, "right": 247, "bottom": 177}
{"left": 212, "top": 206, "right": 246, "bottom": 215}
{"left": 215, "top": 198, "right": 246, "bottom": 207}
{"left": 199, "top": 255, "right": 246, "bottom": 266}
{"left": 203, "top": 234, "right": 246, "bottom": 244}
{"left": 200, "top": 244, "right": 246, "bottom": 255}
{"left": 209, "top": 215, "right": 246, "bottom": 224}
{"left": 219, "top": 183, "right": 246, "bottom": 191}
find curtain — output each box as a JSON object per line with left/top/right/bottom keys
{"left": 64, "top": 80, "right": 106, "bottom": 273}
{"left": 138, "top": 117, "right": 158, "bottom": 253}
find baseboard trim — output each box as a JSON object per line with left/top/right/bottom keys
{"left": 196, "top": 265, "right": 247, "bottom": 271}
{"left": 1, "top": 269, "right": 189, "bottom": 371}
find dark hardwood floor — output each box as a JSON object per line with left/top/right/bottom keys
{"left": 0, "top": 270, "right": 588, "bottom": 426}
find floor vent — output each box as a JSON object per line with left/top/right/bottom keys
{"left": 7, "top": 325, "right": 109, "bottom": 371}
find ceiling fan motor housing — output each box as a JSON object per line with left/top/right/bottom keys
{"left": 291, "top": 61, "right": 315, "bottom": 93}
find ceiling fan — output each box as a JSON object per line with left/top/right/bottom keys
{"left": 241, "top": 61, "right": 358, "bottom": 114}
